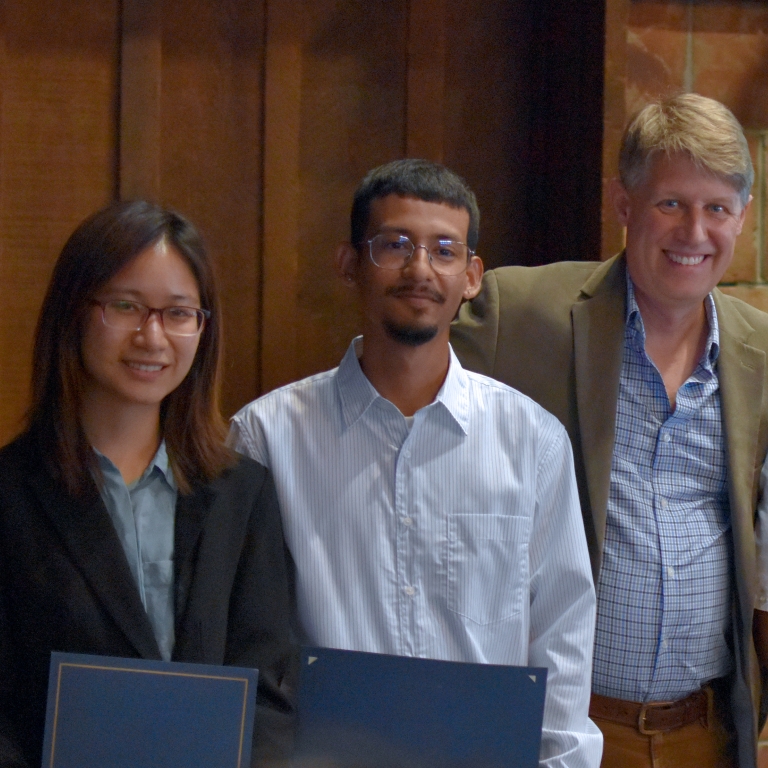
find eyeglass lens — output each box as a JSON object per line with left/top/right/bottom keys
{"left": 369, "top": 234, "right": 469, "bottom": 275}
{"left": 101, "top": 300, "right": 205, "bottom": 336}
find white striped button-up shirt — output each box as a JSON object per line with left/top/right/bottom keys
{"left": 230, "top": 338, "right": 602, "bottom": 768}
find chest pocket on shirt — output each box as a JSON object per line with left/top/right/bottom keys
{"left": 446, "top": 514, "right": 530, "bottom": 625}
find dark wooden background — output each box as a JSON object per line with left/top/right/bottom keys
{"left": 0, "top": 0, "right": 625, "bottom": 441}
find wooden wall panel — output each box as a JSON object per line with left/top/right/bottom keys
{"left": 0, "top": 0, "right": 119, "bottom": 442}
{"left": 443, "top": 0, "right": 532, "bottom": 270}
{"left": 0, "top": 0, "right": 615, "bottom": 432}
{"left": 261, "top": 0, "right": 409, "bottom": 393}
{"left": 158, "top": 0, "right": 266, "bottom": 417}
{"left": 260, "top": 0, "right": 303, "bottom": 396}
{"left": 526, "top": 0, "right": 606, "bottom": 265}
{"left": 296, "top": 0, "right": 409, "bottom": 386}
{"left": 295, "top": 0, "right": 409, "bottom": 385}
{"left": 120, "top": 0, "right": 162, "bottom": 200}
{"left": 407, "top": 0, "right": 446, "bottom": 161}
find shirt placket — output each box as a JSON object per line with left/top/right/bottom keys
{"left": 376, "top": 412, "right": 415, "bottom": 656}
{"left": 651, "top": 417, "right": 679, "bottom": 684}
{"left": 387, "top": 415, "right": 416, "bottom": 657}
{"left": 648, "top": 369, "right": 708, "bottom": 695}
{"left": 627, "top": 327, "right": 672, "bottom": 694}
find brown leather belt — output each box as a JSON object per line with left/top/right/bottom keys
{"left": 589, "top": 687, "right": 713, "bottom": 735}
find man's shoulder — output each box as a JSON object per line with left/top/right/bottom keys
{"left": 476, "top": 257, "right": 623, "bottom": 328}
{"left": 489, "top": 258, "right": 605, "bottom": 298}
{"left": 461, "top": 367, "right": 568, "bottom": 438}
{"left": 233, "top": 367, "right": 339, "bottom": 420}
{"left": 716, "top": 289, "right": 768, "bottom": 344}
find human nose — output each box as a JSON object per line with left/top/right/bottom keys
{"left": 133, "top": 309, "right": 168, "bottom": 346}
{"left": 678, "top": 207, "right": 708, "bottom": 244}
{"left": 403, "top": 244, "right": 435, "bottom": 276}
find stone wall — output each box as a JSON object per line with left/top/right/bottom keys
{"left": 626, "top": 0, "right": 768, "bottom": 312}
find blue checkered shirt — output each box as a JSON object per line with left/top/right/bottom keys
{"left": 591, "top": 278, "right": 732, "bottom": 702}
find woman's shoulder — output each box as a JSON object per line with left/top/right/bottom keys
{"left": 197, "top": 451, "right": 274, "bottom": 498}
{"left": 0, "top": 430, "right": 42, "bottom": 478}
{"left": 0, "top": 430, "right": 63, "bottom": 514}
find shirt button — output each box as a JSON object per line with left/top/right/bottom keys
{"left": 662, "top": 433, "right": 671, "bottom": 443}
{"left": 659, "top": 498, "right": 668, "bottom": 509}
{"left": 404, "top": 450, "right": 411, "bottom": 458}
{"left": 404, "top": 586, "right": 416, "bottom": 596}
{"left": 667, "top": 566, "right": 675, "bottom": 578}
{"left": 402, "top": 517, "right": 413, "bottom": 526}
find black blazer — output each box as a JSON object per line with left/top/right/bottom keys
{"left": 0, "top": 430, "right": 295, "bottom": 768}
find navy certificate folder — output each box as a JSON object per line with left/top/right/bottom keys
{"left": 294, "top": 647, "right": 547, "bottom": 768}
{"left": 41, "top": 652, "right": 259, "bottom": 768}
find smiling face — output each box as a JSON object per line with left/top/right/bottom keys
{"left": 340, "top": 194, "right": 483, "bottom": 348}
{"left": 613, "top": 152, "right": 749, "bottom": 314}
{"left": 80, "top": 239, "right": 203, "bottom": 418}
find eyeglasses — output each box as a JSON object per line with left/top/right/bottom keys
{"left": 93, "top": 300, "right": 210, "bottom": 337}
{"left": 364, "top": 234, "right": 474, "bottom": 276}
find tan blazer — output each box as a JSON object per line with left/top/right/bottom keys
{"left": 451, "top": 253, "right": 768, "bottom": 768}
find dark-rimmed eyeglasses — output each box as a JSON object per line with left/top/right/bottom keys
{"left": 363, "top": 234, "right": 474, "bottom": 276}
{"left": 93, "top": 300, "right": 210, "bottom": 337}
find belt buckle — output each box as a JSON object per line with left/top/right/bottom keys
{"left": 637, "top": 703, "right": 664, "bottom": 736}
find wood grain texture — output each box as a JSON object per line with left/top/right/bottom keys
{"left": 406, "top": 0, "right": 446, "bottom": 161}
{"left": 158, "top": 0, "right": 266, "bottom": 417}
{"left": 442, "top": 0, "right": 530, "bottom": 270}
{"left": 291, "top": 0, "right": 409, "bottom": 387}
{"left": 260, "top": 0, "right": 303, "bottom": 395}
{"left": 261, "top": 0, "right": 410, "bottom": 394}
{"left": 120, "top": 0, "right": 161, "bottom": 200}
{"left": 0, "top": 0, "right": 622, "bottom": 425}
{"left": 0, "top": 0, "right": 119, "bottom": 443}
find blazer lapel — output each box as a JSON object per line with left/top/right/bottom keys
{"left": 572, "top": 254, "right": 627, "bottom": 558}
{"left": 30, "top": 467, "right": 161, "bottom": 660}
{"left": 173, "top": 482, "right": 214, "bottom": 638}
{"left": 714, "top": 291, "right": 766, "bottom": 626}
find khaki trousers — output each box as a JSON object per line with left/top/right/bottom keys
{"left": 591, "top": 694, "right": 736, "bottom": 768}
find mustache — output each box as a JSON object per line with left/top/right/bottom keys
{"left": 385, "top": 284, "right": 446, "bottom": 304}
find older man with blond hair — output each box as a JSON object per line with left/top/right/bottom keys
{"left": 452, "top": 93, "right": 768, "bottom": 768}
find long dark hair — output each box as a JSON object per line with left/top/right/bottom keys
{"left": 29, "top": 199, "right": 234, "bottom": 496}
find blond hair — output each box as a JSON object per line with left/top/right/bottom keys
{"left": 619, "top": 93, "right": 753, "bottom": 205}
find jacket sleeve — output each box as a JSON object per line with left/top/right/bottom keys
{"left": 528, "top": 422, "right": 602, "bottom": 768}
{"left": 0, "top": 540, "right": 31, "bottom": 768}
{"left": 450, "top": 269, "right": 501, "bottom": 377}
{"left": 224, "top": 464, "right": 297, "bottom": 766}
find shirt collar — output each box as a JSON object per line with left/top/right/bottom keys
{"left": 94, "top": 439, "right": 177, "bottom": 491}
{"left": 625, "top": 273, "right": 720, "bottom": 369}
{"left": 336, "top": 336, "right": 471, "bottom": 435}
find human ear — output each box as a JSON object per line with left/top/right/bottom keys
{"left": 609, "top": 178, "right": 631, "bottom": 227}
{"left": 462, "top": 255, "right": 484, "bottom": 300}
{"left": 735, "top": 195, "right": 752, "bottom": 235}
{"left": 335, "top": 242, "right": 359, "bottom": 286}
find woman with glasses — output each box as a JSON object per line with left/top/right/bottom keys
{"left": 0, "top": 200, "right": 294, "bottom": 767}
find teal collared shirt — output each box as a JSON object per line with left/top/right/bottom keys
{"left": 95, "top": 441, "right": 177, "bottom": 661}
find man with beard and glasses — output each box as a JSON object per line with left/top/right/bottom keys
{"left": 230, "top": 160, "right": 602, "bottom": 768}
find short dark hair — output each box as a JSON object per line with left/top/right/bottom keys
{"left": 350, "top": 159, "right": 480, "bottom": 250}
{"left": 29, "top": 199, "right": 233, "bottom": 496}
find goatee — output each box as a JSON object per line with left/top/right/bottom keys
{"left": 383, "top": 320, "right": 439, "bottom": 347}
